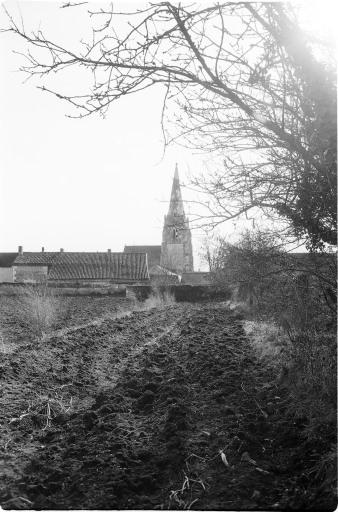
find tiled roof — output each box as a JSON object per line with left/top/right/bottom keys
{"left": 124, "top": 245, "right": 161, "bottom": 267}
{"left": 13, "top": 252, "right": 58, "bottom": 265}
{"left": 0, "top": 253, "right": 18, "bottom": 267}
{"left": 48, "top": 252, "right": 149, "bottom": 281}
{"left": 149, "top": 265, "right": 178, "bottom": 276}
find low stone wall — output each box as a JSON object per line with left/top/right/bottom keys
{"left": 52, "top": 287, "right": 126, "bottom": 297}
{"left": 127, "top": 284, "right": 231, "bottom": 302}
{"left": 48, "top": 281, "right": 128, "bottom": 289}
{"left": 0, "top": 283, "right": 126, "bottom": 297}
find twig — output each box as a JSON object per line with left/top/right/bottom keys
{"left": 241, "top": 382, "right": 268, "bottom": 418}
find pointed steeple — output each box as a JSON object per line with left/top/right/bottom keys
{"left": 160, "top": 164, "right": 194, "bottom": 273}
{"left": 174, "top": 162, "right": 179, "bottom": 180}
{"left": 168, "top": 163, "right": 185, "bottom": 217}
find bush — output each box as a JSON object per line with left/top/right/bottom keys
{"left": 283, "top": 331, "right": 337, "bottom": 433}
{"left": 213, "top": 229, "right": 336, "bottom": 504}
{"left": 210, "top": 229, "right": 336, "bottom": 331}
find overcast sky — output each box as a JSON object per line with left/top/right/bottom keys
{"left": 0, "top": 1, "right": 337, "bottom": 268}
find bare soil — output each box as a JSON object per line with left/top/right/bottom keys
{"left": 0, "top": 298, "right": 335, "bottom": 510}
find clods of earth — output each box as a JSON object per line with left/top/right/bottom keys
{"left": 0, "top": 298, "right": 336, "bottom": 510}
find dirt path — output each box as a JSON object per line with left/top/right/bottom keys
{"left": 0, "top": 303, "right": 334, "bottom": 510}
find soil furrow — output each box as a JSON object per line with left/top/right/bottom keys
{"left": 1, "top": 301, "right": 333, "bottom": 510}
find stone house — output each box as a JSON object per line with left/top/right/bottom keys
{"left": 13, "top": 247, "right": 58, "bottom": 283}
{"left": 0, "top": 253, "right": 17, "bottom": 283}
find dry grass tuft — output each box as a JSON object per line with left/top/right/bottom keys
{"left": 9, "top": 387, "right": 74, "bottom": 430}
{"left": 243, "top": 319, "right": 291, "bottom": 361}
{"left": 143, "top": 287, "right": 175, "bottom": 310}
{"left": 17, "top": 284, "right": 62, "bottom": 339}
{"left": 0, "top": 328, "right": 16, "bottom": 354}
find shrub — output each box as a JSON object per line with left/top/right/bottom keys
{"left": 283, "top": 331, "right": 337, "bottom": 432}
{"left": 214, "top": 229, "right": 336, "bottom": 504}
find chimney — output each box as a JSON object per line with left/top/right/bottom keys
{"left": 60, "top": 248, "right": 64, "bottom": 253}
{"left": 108, "top": 249, "right": 111, "bottom": 254}
{"left": 41, "top": 247, "right": 45, "bottom": 252}
{"left": 18, "top": 245, "right": 23, "bottom": 255}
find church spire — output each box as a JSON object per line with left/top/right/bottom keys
{"left": 174, "top": 162, "right": 179, "bottom": 180}
{"left": 168, "top": 163, "right": 185, "bottom": 217}
{"left": 160, "top": 164, "right": 194, "bottom": 273}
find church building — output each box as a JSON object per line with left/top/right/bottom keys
{"left": 125, "top": 164, "right": 193, "bottom": 277}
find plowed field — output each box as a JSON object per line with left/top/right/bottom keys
{"left": 0, "top": 299, "right": 335, "bottom": 510}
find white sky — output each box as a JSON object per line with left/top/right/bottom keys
{"left": 0, "top": 1, "right": 337, "bottom": 268}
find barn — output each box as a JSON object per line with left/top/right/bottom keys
{"left": 0, "top": 247, "right": 149, "bottom": 285}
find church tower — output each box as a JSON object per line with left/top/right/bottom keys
{"left": 160, "top": 165, "right": 194, "bottom": 273}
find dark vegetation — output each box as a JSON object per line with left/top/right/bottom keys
{"left": 204, "top": 229, "right": 337, "bottom": 508}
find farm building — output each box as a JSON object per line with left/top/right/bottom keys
{"left": 48, "top": 251, "right": 149, "bottom": 285}
{"left": 0, "top": 248, "right": 149, "bottom": 285}
{"left": 13, "top": 247, "right": 58, "bottom": 283}
{"left": 0, "top": 253, "right": 17, "bottom": 283}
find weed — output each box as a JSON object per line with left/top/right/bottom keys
{"left": 9, "top": 387, "right": 73, "bottom": 430}
{"left": 243, "top": 319, "right": 291, "bottom": 361}
{"left": 17, "top": 284, "right": 62, "bottom": 339}
{"left": 143, "top": 287, "right": 175, "bottom": 309}
{"left": 0, "top": 328, "right": 15, "bottom": 354}
{"left": 168, "top": 470, "right": 204, "bottom": 510}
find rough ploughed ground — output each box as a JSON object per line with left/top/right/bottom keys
{"left": 0, "top": 300, "right": 335, "bottom": 510}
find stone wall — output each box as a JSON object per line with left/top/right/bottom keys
{"left": 13, "top": 265, "right": 48, "bottom": 283}
{"left": 127, "top": 284, "right": 231, "bottom": 302}
{"left": 0, "top": 267, "right": 13, "bottom": 283}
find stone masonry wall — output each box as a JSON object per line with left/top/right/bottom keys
{"left": 13, "top": 266, "right": 48, "bottom": 283}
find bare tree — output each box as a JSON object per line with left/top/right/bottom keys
{"left": 4, "top": 2, "right": 336, "bottom": 249}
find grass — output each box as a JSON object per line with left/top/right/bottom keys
{"left": 9, "top": 387, "right": 74, "bottom": 430}
{"left": 284, "top": 331, "right": 336, "bottom": 427}
{"left": 229, "top": 285, "right": 337, "bottom": 507}
{"left": 143, "top": 287, "right": 175, "bottom": 309}
{"left": 17, "top": 284, "right": 62, "bottom": 339}
{"left": 243, "top": 318, "right": 291, "bottom": 361}
{"left": 0, "top": 328, "right": 16, "bottom": 354}
{"left": 128, "top": 286, "right": 176, "bottom": 310}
